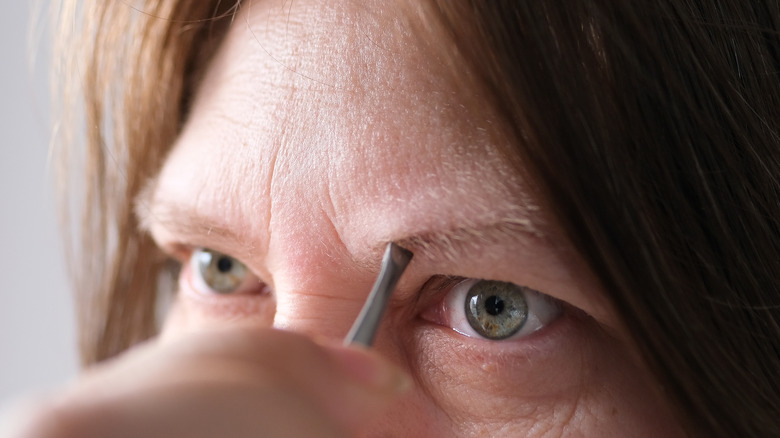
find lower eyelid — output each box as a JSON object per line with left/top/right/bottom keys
{"left": 407, "top": 310, "right": 595, "bottom": 406}
{"left": 404, "top": 321, "right": 571, "bottom": 414}
{"left": 177, "top": 266, "right": 275, "bottom": 320}
{"left": 417, "top": 304, "right": 575, "bottom": 357}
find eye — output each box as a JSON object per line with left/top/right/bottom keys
{"left": 425, "top": 278, "right": 563, "bottom": 341}
{"left": 188, "top": 248, "right": 263, "bottom": 295}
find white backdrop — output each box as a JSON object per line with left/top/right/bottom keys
{"left": 0, "top": 0, "right": 78, "bottom": 405}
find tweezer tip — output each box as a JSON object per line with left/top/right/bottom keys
{"left": 343, "top": 242, "right": 414, "bottom": 347}
{"left": 388, "top": 242, "right": 413, "bottom": 266}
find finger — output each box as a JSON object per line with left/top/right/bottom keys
{"left": 156, "top": 326, "right": 413, "bottom": 433}
{"left": 10, "top": 327, "right": 411, "bottom": 438}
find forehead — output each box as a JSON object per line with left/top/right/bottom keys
{"left": 194, "top": 0, "right": 504, "bottom": 161}
{"left": 159, "top": 0, "right": 539, "bottom": 260}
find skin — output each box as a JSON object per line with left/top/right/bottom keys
{"left": 6, "top": 1, "right": 687, "bottom": 437}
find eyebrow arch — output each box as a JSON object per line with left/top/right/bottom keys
{"left": 392, "top": 215, "right": 544, "bottom": 265}
{"left": 137, "top": 176, "right": 545, "bottom": 266}
{"left": 134, "top": 182, "right": 255, "bottom": 259}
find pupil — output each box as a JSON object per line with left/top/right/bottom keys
{"left": 485, "top": 295, "right": 504, "bottom": 316}
{"left": 216, "top": 256, "right": 233, "bottom": 273}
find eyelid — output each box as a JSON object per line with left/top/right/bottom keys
{"left": 413, "top": 275, "right": 463, "bottom": 306}
{"left": 411, "top": 275, "right": 466, "bottom": 318}
{"left": 160, "top": 241, "right": 244, "bottom": 267}
{"left": 418, "top": 276, "right": 564, "bottom": 341}
{"left": 162, "top": 242, "right": 194, "bottom": 263}
{"left": 182, "top": 247, "right": 269, "bottom": 297}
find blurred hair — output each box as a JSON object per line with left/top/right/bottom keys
{"left": 54, "top": 1, "right": 780, "bottom": 436}
{"left": 52, "top": 0, "right": 237, "bottom": 363}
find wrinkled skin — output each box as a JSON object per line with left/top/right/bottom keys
{"left": 5, "top": 1, "right": 687, "bottom": 437}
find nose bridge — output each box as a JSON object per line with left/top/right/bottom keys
{"left": 263, "top": 180, "right": 383, "bottom": 341}
{"left": 271, "top": 281, "right": 371, "bottom": 342}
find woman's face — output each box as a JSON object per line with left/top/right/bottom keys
{"left": 145, "top": 0, "right": 684, "bottom": 436}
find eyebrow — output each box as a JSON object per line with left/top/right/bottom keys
{"left": 135, "top": 180, "right": 258, "bottom": 259}
{"left": 137, "top": 176, "right": 545, "bottom": 266}
{"left": 391, "top": 215, "right": 544, "bottom": 265}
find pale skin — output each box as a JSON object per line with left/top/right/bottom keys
{"left": 5, "top": 1, "right": 687, "bottom": 437}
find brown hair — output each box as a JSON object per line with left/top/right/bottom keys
{"left": 53, "top": 0, "right": 237, "bottom": 363}
{"left": 54, "top": 1, "right": 780, "bottom": 437}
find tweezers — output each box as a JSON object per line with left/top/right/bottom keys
{"left": 344, "top": 242, "right": 413, "bottom": 347}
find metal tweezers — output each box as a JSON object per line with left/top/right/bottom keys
{"left": 344, "top": 242, "right": 413, "bottom": 347}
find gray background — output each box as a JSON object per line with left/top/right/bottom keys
{"left": 0, "top": 0, "right": 78, "bottom": 405}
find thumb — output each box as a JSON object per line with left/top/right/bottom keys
{"left": 318, "top": 345, "right": 413, "bottom": 433}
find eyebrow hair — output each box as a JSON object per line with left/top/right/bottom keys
{"left": 392, "top": 215, "right": 545, "bottom": 265}
{"left": 137, "top": 174, "right": 546, "bottom": 266}
{"left": 134, "top": 179, "right": 258, "bottom": 259}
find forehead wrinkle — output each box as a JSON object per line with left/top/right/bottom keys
{"left": 166, "top": 0, "right": 550, "bottom": 273}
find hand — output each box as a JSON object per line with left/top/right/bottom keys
{"left": 2, "top": 327, "right": 411, "bottom": 438}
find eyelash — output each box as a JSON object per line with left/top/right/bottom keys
{"left": 174, "top": 247, "right": 565, "bottom": 344}
{"left": 182, "top": 248, "right": 269, "bottom": 297}
{"left": 418, "top": 276, "right": 564, "bottom": 341}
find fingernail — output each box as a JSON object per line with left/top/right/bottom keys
{"left": 329, "top": 347, "right": 413, "bottom": 395}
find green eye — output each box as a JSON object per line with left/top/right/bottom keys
{"left": 191, "top": 248, "right": 251, "bottom": 294}
{"left": 442, "top": 278, "right": 562, "bottom": 341}
{"left": 465, "top": 280, "right": 529, "bottom": 340}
